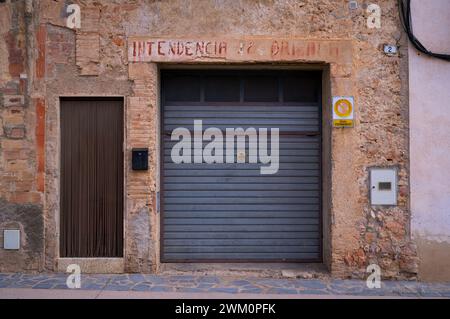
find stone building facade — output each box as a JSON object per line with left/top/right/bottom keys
{"left": 0, "top": 0, "right": 422, "bottom": 279}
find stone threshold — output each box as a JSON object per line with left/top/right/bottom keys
{"left": 57, "top": 258, "right": 124, "bottom": 274}
{"left": 158, "top": 263, "right": 329, "bottom": 279}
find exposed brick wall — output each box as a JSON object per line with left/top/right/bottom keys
{"left": 35, "top": 25, "right": 46, "bottom": 79}
{"left": 35, "top": 98, "right": 45, "bottom": 193}
{"left": 0, "top": 0, "right": 44, "bottom": 271}
{"left": 0, "top": 1, "right": 39, "bottom": 204}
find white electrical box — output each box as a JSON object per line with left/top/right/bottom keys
{"left": 370, "top": 168, "right": 397, "bottom": 206}
{"left": 3, "top": 230, "right": 20, "bottom": 250}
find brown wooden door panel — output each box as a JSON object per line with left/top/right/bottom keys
{"left": 60, "top": 98, "right": 124, "bottom": 258}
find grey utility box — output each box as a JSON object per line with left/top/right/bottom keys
{"left": 3, "top": 230, "right": 20, "bottom": 250}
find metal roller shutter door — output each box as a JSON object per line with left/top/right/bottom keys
{"left": 161, "top": 71, "right": 322, "bottom": 262}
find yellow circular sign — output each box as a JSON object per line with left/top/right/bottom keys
{"left": 334, "top": 99, "right": 353, "bottom": 118}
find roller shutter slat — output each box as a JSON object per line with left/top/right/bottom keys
{"left": 164, "top": 211, "right": 319, "bottom": 218}
{"left": 163, "top": 253, "right": 320, "bottom": 260}
{"left": 164, "top": 224, "right": 319, "bottom": 232}
{"left": 164, "top": 232, "right": 319, "bottom": 239}
{"left": 165, "top": 239, "right": 320, "bottom": 246}
{"left": 164, "top": 204, "right": 319, "bottom": 212}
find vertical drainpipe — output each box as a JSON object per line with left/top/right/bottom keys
{"left": 24, "top": 0, "right": 34, "bottom": 107}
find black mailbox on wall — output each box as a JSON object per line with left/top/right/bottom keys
{"left": 132, "top": 148, "right": 149, "bottom": 171}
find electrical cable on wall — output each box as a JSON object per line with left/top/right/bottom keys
{"left": 399, "top": 0, "right": 450, "bottom": 62}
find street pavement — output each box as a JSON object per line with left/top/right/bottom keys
{"left": 1, "top": 273, "right": 449, "bottom": 299}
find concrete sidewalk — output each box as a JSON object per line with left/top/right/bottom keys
{"left": 0, "top": 288, "right": 425, "bottom": 299}
{"left": 1, "top": 273, "right": 449, "bottom": 299}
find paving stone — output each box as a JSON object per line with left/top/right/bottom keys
{"left": 148, "top": 286, "right": 173, "bottom": 292}
{"left": 171, "top": 280, "right": 201, "bottom": 288}
{"left": 257, "top": 279, "right": 295, "bottom": 288}
{"left": 109, "top": 276, "right": 135, "bottom": 287}
{"left": 381, "top": 281, "right": 399, "bottom": 288}
{"left": 329, "top": 280, "right": 371, "bottom": 294}
{"left": 9, "top": 280, "right": 41, "bottom": 288}
{"left": 132, "top": 283, "right": 153, "bottom": 292}
{"left": 169, "top": 275, "right": 197, "bottom": 281}
{"left": 242, "top": 284, "right": 263, "bottom": 290}
{"left": 104, "top": 284, "right": 132, "bottom": 291}
{"left": 426, "top": 282, "right": 450, "bottom": 295}
{"left": 297, "top": 280, "right": 328, "bottom": 290}
{"left": 267, "top": 287, "right": 298, "bottom": 294}
{"left": 83, "top": 274, "right": 113, "bottom": 282}
{"left": 230, "top": 280, "right": 251, "bottom": 286}
{"left": 209, "top": 287, "right": 239, "bottom": 294}
{"left": 128, "top": 274, "right": 146, "bottom": 282}
{"left": 20, "top": 274, "right": 48, "bottom": 280}
{"left": 197, "top": 283, "right": 215, "bottom": 289}
{"left": 239, "top": 288, "right": 263, "bottom": 294}
{"left": 143, "top": 275, "right": 167, "bottom": 284}
{"left": 198, "top": 276, "right": 220, "bottom": 284}
{"left": 112, "top": 275, "right": 130, "bottom": 281}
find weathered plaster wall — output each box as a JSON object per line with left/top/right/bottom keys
{"left": 409, "top": 0, "right": 450, "bottom": 282}
{"left": 0, "top": 0, "right": 418, "bottom": 279}
{"left": 0, "top": 0, "right": 45, "bottom": 272}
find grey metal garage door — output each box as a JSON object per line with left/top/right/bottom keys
{"left": 161, "top": 70, "right": 322, "bottom": 262}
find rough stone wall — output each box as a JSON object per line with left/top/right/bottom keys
{"left": 0, "top": 0, "right": 418, "bottom": 279}
{"left": 341, "top": 2, "right": 418, "bottom": 279}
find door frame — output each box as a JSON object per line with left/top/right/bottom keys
{"left": 158, "top": 66, "right": 325, "bottom": 264}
